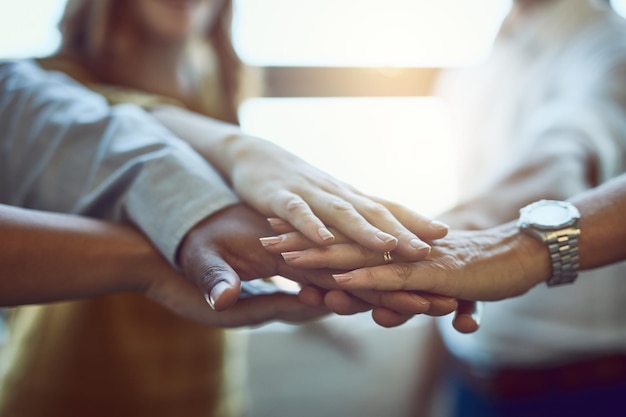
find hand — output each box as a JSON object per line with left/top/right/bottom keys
{"left": 260, "top": 220, "right": 458, "bottom": 326}
{"left": 227, "top": 136, "right": 449, "bottom": 258}
{"left": 323, "top": 224, "right": 549, "bottom": 301}
{"left": 151, "top": 105, "right": 449, "bottom": 258}
{"left": 144, "top": 268, "right": 329, "bottom": 327}
{"left": 176, "top": 203, "right": 452, "bottom": 320}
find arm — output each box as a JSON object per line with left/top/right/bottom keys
{"left": 151, "top": 105, "right": 449, "bottom": 259}
{"left": 0, "top": 204, "right": 328, "bottom": 327}
{"left": 0, "top": 60, "right": 238, "bottom": 266}
{"left": 0, "top": 61, "right": 451, "bottom": 317}
{"left": 325, "top": 173, "right": 626, "bottom": 300}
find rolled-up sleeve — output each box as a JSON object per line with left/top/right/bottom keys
{"left": 0, "top": 60, "right": 239, "bottom": 264}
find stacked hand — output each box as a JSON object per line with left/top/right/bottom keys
{"left": 176, "top": 204, "right": 459, "bottom": 328}
{"left": 257, "top": 221, "right": 550, "bottom": 332}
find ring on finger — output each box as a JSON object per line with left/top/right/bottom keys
{"left": 383, "top": 251, "right": 393, "bottom": 264}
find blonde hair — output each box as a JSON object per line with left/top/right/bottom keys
{"left": 57, "top": 0, "right": 243, "bottom": 123}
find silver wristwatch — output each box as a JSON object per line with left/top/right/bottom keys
{"left": 517, "top": 200, "right": 581, "bottom": 286}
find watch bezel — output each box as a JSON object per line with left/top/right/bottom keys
{"left": 518, "top": 200, "right": 580, "bottom": 230}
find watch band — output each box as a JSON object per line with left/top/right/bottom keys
{"left": 545, "top": 228, "right": 580, "bottom": 286}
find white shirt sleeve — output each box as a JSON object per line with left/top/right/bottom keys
{"left": 0, "top": 60, "right": 240, "bottom": 265}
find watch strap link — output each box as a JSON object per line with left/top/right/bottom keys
{"left": 546, "top": 229, "right": 580, "bottom": 286}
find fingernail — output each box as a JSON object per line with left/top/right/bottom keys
{"left": 410, "top": 293, "right": 431, "bottom": 306}
{"left": 332, "top": 273, "right": 352, "bottom": 283}
{"left": 410, "top": 238, "right": 431, "bottom": 254}
{"left": 318, "top": 227, "right": 335, "bottom": 241}
{"left": 206, "top": 281, "right": 231, "bottom": 310}
{"left": 430, "top": 220, "right": 450, "bottom": 231}
{"left": 281, "top": 251, "right": 301, "bottom": 262}
{"left": 376, "top": 231, "right": 398, "bottom": 244}
{"left": 267, "top": 218, "right": 287, "bottom": 227}
{"left": 259, "top": 236, "right": 284, "bottom": 247}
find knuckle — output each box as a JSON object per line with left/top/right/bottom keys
{"left": 329, "top": 199, "right": 355, "bottom": 214}
{"left": 284, "top": 198, "right": 310, "bottom": 216}
{"left": 361, "top": 201, "right": 389, "bottom": 217}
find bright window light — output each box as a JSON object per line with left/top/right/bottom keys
{"left": 239, "top": 97, "right": 458, "bottom": 217}
{"left": 234, "top": 0, "right": 511, "bottom": 67}
{"left": 0, "top": 0, "right": 66, "bottom": 59}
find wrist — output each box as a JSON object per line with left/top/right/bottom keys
{"left": 501, "top": 221, "right": 552, "bottom": 289}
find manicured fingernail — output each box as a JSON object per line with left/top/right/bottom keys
{"left": 281, "top": 251, "right": 301, "bottom": 262}
{"left": 376, "top": 231, "right": 398, "bottom": 244}
{"left": 206, "top": 281, "right": 231, "bottom": 310}
{"left": 317, "top": 227, "right": 335, "bottom": 241}
{"left": 430, "top": 220, "right": 450, "bottom": 231}
{"left": 259, "top": 236, "right": 284, "bottom": 247}
{"left": 267, "top": 218, "right": 287, "bottom": 227}
{"left": 410, "top": 239, "right": 431, "bottom": 254}
{"left": 332, "top": 273, "right": 352, "bottom": 283}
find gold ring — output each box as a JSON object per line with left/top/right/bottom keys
{"left": 383, "top": 251, "right": 393, "bottom": 264}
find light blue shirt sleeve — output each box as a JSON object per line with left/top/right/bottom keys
{"left": 0, "top": 60, "right": 240, "bottom": 265}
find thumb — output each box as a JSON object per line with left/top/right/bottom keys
{"left": 185, "top": 250, "right": 242, "bottom": 311}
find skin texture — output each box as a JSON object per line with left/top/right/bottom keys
{"left": 0, "top": 203, "right": 329, "bottom": 327}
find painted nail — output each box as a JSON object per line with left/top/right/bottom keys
{"left": 332, "top": 273, "right": 352, "bottom": 283}
{"left": 376, "top": 231, "right": 398, "bottom": 244}
{"left": 318, "top": 227, "right": 335, "bottom": 241}
{"left": 281, "top": 252, "right": 301, "bottom": 262}
{"left": 206, "top": 281, "right": 231, "bottom": 310}
{"left": 429, "top": 220, "right": 450, "bottom": 231}
{"left": 410, "top": 238, "right": 431, "bottom": 254}
{"left": 259, "top": 236, "right": 284, "bottom": 247}
{"left": 267, "top": 218, "right": 287, "bottom": 228}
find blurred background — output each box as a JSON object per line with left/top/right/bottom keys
{"left": 2, "top": 0, "right": 624, "bottom": 416}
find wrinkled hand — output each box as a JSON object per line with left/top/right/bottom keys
{"left": 325, "top": 224, "right": 549, "bottom": 301}
{"left": 260, "top": 219, "right": 459, "bottom": 327}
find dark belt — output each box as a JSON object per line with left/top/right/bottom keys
{"left": 449, "top": 353, "right": 626, "bottom": 399}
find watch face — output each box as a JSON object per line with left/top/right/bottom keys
{"left": 525, "top": 201, "right": 579, "bottom": 229}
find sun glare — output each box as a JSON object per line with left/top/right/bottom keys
{"left": 234, "top": 0, "right": 511, "bottom": 67}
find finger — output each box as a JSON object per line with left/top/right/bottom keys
{"left": 217, "top": 293, "right": 330, "bottom": 327}
{"left": 331, "top": 262, "right": 443, "bottom": 293}
{"left": 371, "top": 308, "right": 414, "bottom": 328}
{"left": 259, "top": 231, "right": 323, "bottom": 254}
{"left": 452, "top": 300, "right": 482, "bottom": 334}
{"left": 266, "top": 217, "right": 296, "bottom": 234}
{"left": 298, "top": 285, "right": 326, "bottom": 307}
{"left": 260, "top": 229, "right": 354, "bottom": 254}
{"left": 323, "top": 290, "right": 372, "bottom": 315}
{"left": 184, "top": 251, "right": 243, "bottom": 311}
{"left": 419, "top": 293, "right": 458, "bottom": 316}
{"left": 305, "top": 192, "right": 401, "bottom": 252}
{"left": 342, "top": 194, "right": 437, "bottom": 259}
{"left": 268, "top": 191, "right": 336, "bottom": 245}
{"left": 281, "top": 244, "right": 401, "bottom": 270}
{"left": 376, "top": 197, "right": 450, "bottom": 241}
{"left": 351, "top": 289, "right": 431, "bottom": 315}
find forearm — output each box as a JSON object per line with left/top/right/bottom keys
{"left": 151, "top": 105, "right": 246, "bottom": 179}
{"left": 570, "top": 174, "right": 626, "bottom": 270}
{"left": 0, "top": 61, "right": 238, "bottom": 265}
{"left": 0, "top": 204, "right": 160, "bottom": 306}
